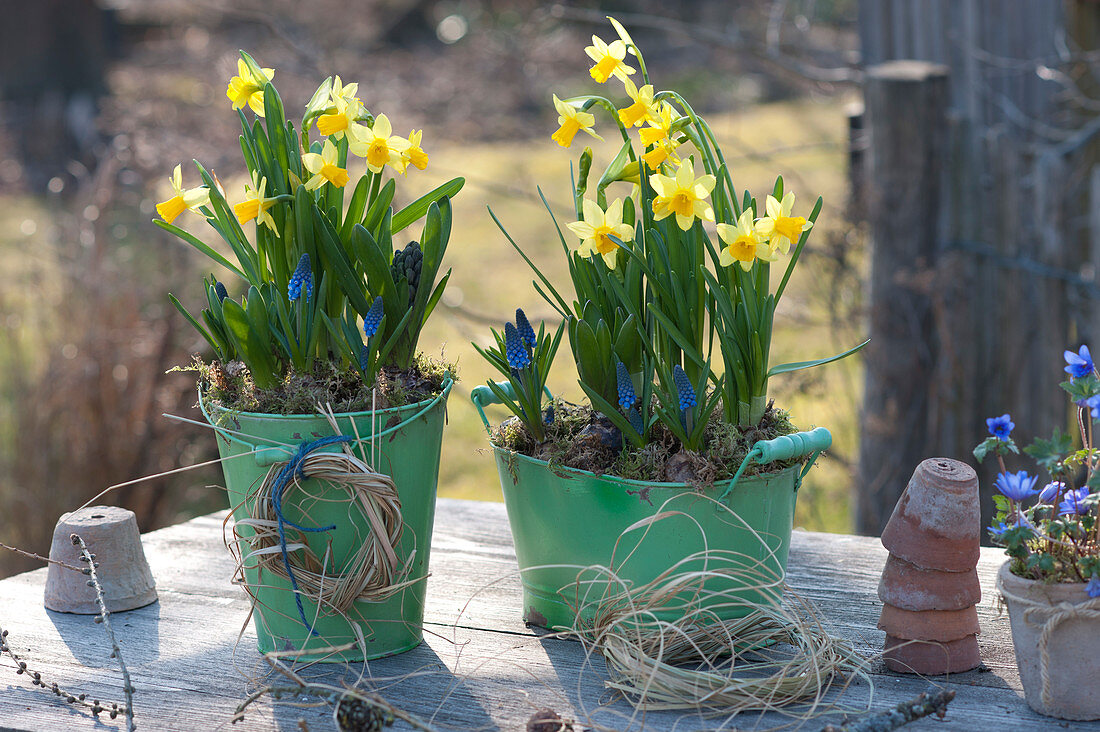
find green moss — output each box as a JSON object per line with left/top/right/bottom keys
{"left": 179, "top": 353, "right": 457, "bottom": 415}
{"left": 489, "top": 396, "right": 803, "bottom": 485}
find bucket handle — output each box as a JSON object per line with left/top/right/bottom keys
{"left": 718, "top": 427, "right": 832, "bottom": 503}
{"left": 199, "top": 376, "right": 454, "bottom": 466}
{"left": 470, "top": 381, "right": 554, "bottom": 435}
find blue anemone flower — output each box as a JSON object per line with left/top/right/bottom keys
{"left": 995, "top": 471, "right": 1039, "bottom": 502}
{"left": 1088, "top": 576, "right": 1100, "bottom": 599}
{"left": 1065, "top": 345, "right": 1094, "bottom": 379}
{"left": 288, "top": 253, "right": 313, "bottom": 302}
{"left": 1039, "top": 481, "right": 1066, "bottom": 503}
{"left": 363, "top": 296, "right": 384, "bottom": 337}
{"left": 986, "top": 414, "right": 1014, "bottom": 441}
{"left": 673, "top": 365, "right": 697, "bottom": 410}
{"left": 505, "top": 322, "right": 531, "bottom": 369}
{"left": 1059, "top": 487, "right": 1090, "bottom": 516}
{"left": 616, "top": 361, "right": 636, "bottom": 411}
{"left": 988, "top": 513, "right": 1031, "bottom": 538}
{"left": 515, "top": 308, "right": 537, "bottom": 349}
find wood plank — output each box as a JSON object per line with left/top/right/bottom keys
{"left": 0, "top": 499, "right": 1096, "bottom": 730}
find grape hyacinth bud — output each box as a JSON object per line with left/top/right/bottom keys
{"left": 288, "top": 253, "right": 313, "bottom": 302}
{"left": 616, "top": 361, "right": 636, "bottom": 411}
{"left": 505, "top": 322, "right": 531, "bottom": 369}
{"left": 363, "top": 296, "right": 384, "bottom": 337}
{"left": 391, "top": 241, "right": 423, "bottom": 306}
{"left": 515, "top": 308, "right": 537, "bottom": 348}
{"left": 214, "top": 281, "right": 228, "bottom": 302}
{"left": 359, "top": 344, "right": 370, "bottom": 372}
{"left": 673, "top": 365, "right": 697, "bottom": 410}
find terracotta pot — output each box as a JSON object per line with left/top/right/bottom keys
{"left": 883, "top": 633, "right": 981, "bottom": 674}
{"left": 44, "top": 506, "right": 157, "bottom": 614}
{"left": 877, "top": 554, "right": 981, "bottom": 611}
{"left": 880, "top": 458, "right": 980, "bottom": 572}
{"left": 999, "top": 562, "right": 1100, "bottom": 720}
{"left": 878, "top": 604, "right": 980, "bottom": 642}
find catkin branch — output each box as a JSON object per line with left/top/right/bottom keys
{"left": 72, "top": 533, "right": 136, "bottom": 732}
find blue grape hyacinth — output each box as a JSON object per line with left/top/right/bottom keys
{"left": 1065, "top": 345, "right": 1094, "bottom": 379}
{"left": 673, "top": 365, "right": 697, "bottom": 410}
{"left": 214, "top": 281, "right": 228, "bottom": 302}
{"left": 363, "top": 296, "right": 384, "bottom": 337}
{"left": 288, "top": 253, "right": 313, "bottom": 302}
{"left": 616, "top": 361, "right": 636, "bottom": 411}
{"left": 515, "top": 308, "right": 537, "bottom": 349}
{"left": 505, "top": 322, "right": 531, "bottom": 369}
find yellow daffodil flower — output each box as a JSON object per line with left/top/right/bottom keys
{"left": 717, "top": 209, "right": 775, "bottom": 271}
{"left": 551, "top": 94, "right": 602, "bottom": 148}
{"left": 348, "top": 114, "right": 411, "bottom": 173}
{"left": 330, "top": 75, "right": 360, "bottom": 105}
{"left": 233, "top": 173, "right": 280, "bottom": 235}
{"left": 317, "top": 96, "right": 358, "bottom": 139}
{"left": 316, "top": 76, "right": 364, "bottom": 139}
{"left": 585, "top": 35, "right": 635, "bottom": 84}
{"left": 639, "top": 103, "right": 681, "bottom": 169}
{"left": 395, "top": 130, "right": 429, "bottom": 174}
{"left": 226, "top": 58, "right": 274, "bottom": 117}
{"left": 639, "top": 103, "right": 674, "bottom": 147}
{"left": 618, "top": 79, "right": 657, "bottom": 127}
{"left": 156, "top": 164, "right": 210, "bottom": 224}
{"left": 754, "top": 192, "right": 813, "bottom": 255}
{"left": 649, "top": 159, "right": 715, "bottom": 231}
{"left": 301, "top": 139, "right": 350, "bottom": 190}
{"left": 566, "top": 197, "right": 635, "bottom": 269}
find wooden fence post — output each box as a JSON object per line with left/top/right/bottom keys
{"left": 856, "top": 61, "right": 950, "bottom": 535}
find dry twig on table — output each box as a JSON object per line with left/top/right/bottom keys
{"left": 231, "top": 649, "right": 437, "bottom": 732}
{"left": 820, "top": 687, "right": 956, "bottom": 731}
{"left": 0, "top": 541, "right": 84, "bottom": 573}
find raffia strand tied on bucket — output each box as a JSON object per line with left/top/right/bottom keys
{"left": 228, "top": 406, "right": 413, "bottom": 634}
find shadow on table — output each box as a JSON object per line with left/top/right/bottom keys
{"left": 47, "top": 599, "right": 162, "bottom": 667}
{"left": 262, "top": 636, "right": 500, "bottom": 732}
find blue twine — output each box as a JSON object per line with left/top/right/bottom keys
{"left": 269, "top": 434, "right": 352, "bottom": 635}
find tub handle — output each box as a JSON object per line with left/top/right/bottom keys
{"left": 719, "top": 427, "right": 832, "bottom": 503}
{"left": 470, "top": 381, "right": 554, "bottom": 435}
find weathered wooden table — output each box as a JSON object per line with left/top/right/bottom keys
{"left": 0, "top": 498, "right": 1093, "bottom": 731}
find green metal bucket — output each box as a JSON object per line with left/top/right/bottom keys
{"left": 472, "top": 384, "right": 830, "bottom": 630}
{"left": 202, "top": 378, "right": 451, "bottom": 661}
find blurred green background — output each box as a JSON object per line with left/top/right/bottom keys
{"left": 0, "top": 0, "right": 864, "bottom": 577}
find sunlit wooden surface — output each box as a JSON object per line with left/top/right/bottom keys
{"left": 0, "top": 498, "right": 1092, "bottom": 731}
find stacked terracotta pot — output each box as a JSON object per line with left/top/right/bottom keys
{"left": 877, "top": 458, "right": 982, "bottom": 674}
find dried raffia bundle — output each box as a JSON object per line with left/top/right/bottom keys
{"left": 566, "top": 505, "right": 872, "bottom": 721}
